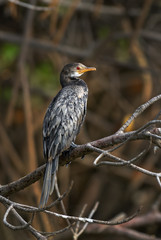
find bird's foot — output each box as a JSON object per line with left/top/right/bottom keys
{"left": 63, "top": 142, "right": 85, "bottom": 167}
{"left": 70, "top": 142, "right": 80, "bottom": 149}
{"left": 81, "top": 155, "right": 85, "bottom": 160}
{"left": 62, "top": 146, "right": 74, "bottom": 167}
{"left": 71, "top": 142, "right": 85, "bottom": 160}
{"left": 63, "top": 143, "right": 78, "bottom": 159}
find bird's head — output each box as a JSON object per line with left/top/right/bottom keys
{"left": 61, "top": 63, "right": 96, "bottom": 79}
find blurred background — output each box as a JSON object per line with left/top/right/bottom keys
{"left": 1, "top": 0, "right": 161, "bottom": 239}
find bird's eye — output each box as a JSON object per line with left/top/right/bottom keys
{"left": 77, "top": 66, "right": 80, "bottom": 70}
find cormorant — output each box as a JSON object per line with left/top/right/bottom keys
{"left": 39, "top": 63, "right": 96, "bottom": 207}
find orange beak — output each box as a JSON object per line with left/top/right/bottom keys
{"left": 77, "top": 66, "right": 96, "bottom": 74}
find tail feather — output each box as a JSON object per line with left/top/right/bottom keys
{"left": 50, "top": 156, "right": 59, "bottom": 195}
{"left": 39, "top": 157, "right": 59, "bottom": 208}
{"left": 39, "top": 160, "right": 52, "bottom": 208}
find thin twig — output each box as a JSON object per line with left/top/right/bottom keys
{"left": 2, "top": 201, "right": 46, "bottom": 239}
{"left": 55, "top": 177, "right": 75, "bottom": 235}
{"left": 8, "top": 0, "right": 54, "bottom": 11}
{"left": 41, "top": 223, "right": 76, "bottom": 237}
{"left": 117, "top": 94, "right": 161, "bottom": 133}
{"left": 74, "top": 204, "right": 88, "bottom": 240}
{"left": 75, "top": 202, "right": 99, "bottom": 240}
{"left": 3, "top": 204, "right": 33, "bottom": 230}
{"left": 94, "top": 144, "right": 150, "bottom": 167}
{"left": 0, "top": 195, "right": 140, "bottom": 226}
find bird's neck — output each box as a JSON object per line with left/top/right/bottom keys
{"left": 60, "top": 75, "right": 87, "bottom": 89}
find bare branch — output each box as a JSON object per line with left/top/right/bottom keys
{"left": 117, "top": 94, "right": 161, "bottom": 133}
{"left": 74, "top": 204, "right": 88, "bottom": 240}
{"left": 8, "top": 0, "right": 54, "bottom": 11}
{"left": 40, "top": 0, "right": 141, "bottom": 16}
{"left": 94, "top": 144, "right": 150, "bottom": 167}
{"left": 0, "top": 126, "right": 161, "bottom": 197}
{"left": 3, "top": 204, "right": 33, "bottom": 230}
{"left": 39, "top": 223, "right": 76, "bottom": 238}
{"left": 1, "top": 200, "right": 46, "bottom": 239}
{"left": 74, "top": 202, "right": 99, "bottom": 240}
{"left": 55, "top": 177, "right": 75, "bottom": 235}
{"left": 0, "top": 164, "right": 45, "bottom": 197}
{"left": 0, "top": 30, "right": 97, "bottom": 58}
{"left": 0, "top": 195, "right": 140, "bottom": 226}
{"left": 86, "top": 224, "right": 161, "bottom": 240}
{"left": 94, "top": 146, "right": 161, "bottom": 188}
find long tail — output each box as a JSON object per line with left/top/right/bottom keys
{"left": 39, "top": 157, "right": 59, "bottom": 208}
{"left": 50, "top": 156, "right": 59, "bottom": 195}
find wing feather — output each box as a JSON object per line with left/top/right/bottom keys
{"left": 43, "top": 86, "right": 88, "bottom": 160}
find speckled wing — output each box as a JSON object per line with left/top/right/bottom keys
{"left": 43, "top": 85, "right": 88, "bottom": 161}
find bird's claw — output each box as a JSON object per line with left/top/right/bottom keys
{"left": 70, "top": 142, "right": 80, "bottom": 149}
